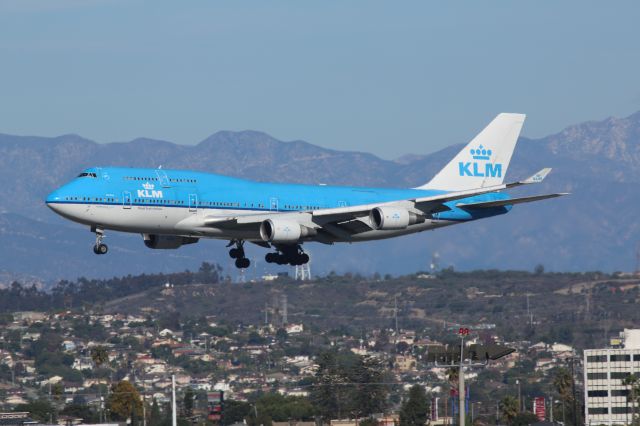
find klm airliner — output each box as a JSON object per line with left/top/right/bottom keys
{"left": 46, "top": 113, "right": 567, "bottom": 269}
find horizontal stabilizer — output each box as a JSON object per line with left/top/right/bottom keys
{"left": 457, "top": 193, "right": 569, "bottom": 209}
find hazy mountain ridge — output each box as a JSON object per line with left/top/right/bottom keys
{"left": 0, "top": 111, "right": 639, "bottom": 281}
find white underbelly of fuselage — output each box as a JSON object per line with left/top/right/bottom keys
{"left": 50, "top": 202, "right": 456, "bottom": 244}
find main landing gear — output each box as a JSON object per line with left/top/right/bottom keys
{"left": 265, "top": 245, "right": 309, "bottom": 266}
{"left": 92, "top": 227, "right": 108, "bottom": 255}
{"left": 228, "top": 240, "right": 251, "bottom": 269}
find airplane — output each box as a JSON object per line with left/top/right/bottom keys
{"left": 46, "top": 113, "right": 567, "bottom": 269}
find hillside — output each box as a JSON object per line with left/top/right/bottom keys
{"left": 1, "top": 111, "right": 639, "bottom": 281}
{"left": 97, "top": 270, "right": 640, "bottom": 351}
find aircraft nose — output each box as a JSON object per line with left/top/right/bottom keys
{"left": 45, "top": 189, "right": 65, "bottom": 213}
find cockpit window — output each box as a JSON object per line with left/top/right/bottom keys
{"left": 77, "top": 172, "right": 98, "bottom": 178}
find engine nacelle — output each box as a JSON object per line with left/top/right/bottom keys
{"left": 260, "top": 219, "right": 316, "bottom": 243}
{"left": 370, "top": 207, "right": 425, "bottom": 230}
{"left": 143, "top": 234, "right": 199, "bottom": 249}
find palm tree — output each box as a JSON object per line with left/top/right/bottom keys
{"left": 500, "top": 396, "right": 519, "bottom": 425}
{"left": 447, "top": 367, "right": 459, "bottom": 384}
{"left": 90, "top": 345, "right": 109, "bottom": 368}
{"left": 554, "top": 367, "right": 573, "bottom": 424}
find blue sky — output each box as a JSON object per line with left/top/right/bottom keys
{"left": 1, "top": 0, "right": 639, "bottom": 158}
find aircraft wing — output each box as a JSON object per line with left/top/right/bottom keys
{"left": 456, "top": 193, "right": 569, "bottom": 209}
{"left": 312, "top": 168, "right": 555, "bottom": 222}
{"left": 198, "top": 168, "right": 554, "bottom": 236}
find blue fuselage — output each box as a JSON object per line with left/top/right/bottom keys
{"left": 46, "top": 167, "right": 511, "bottom": 242}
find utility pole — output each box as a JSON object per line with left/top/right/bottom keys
{"left": 459, "top": 333, "right": 465, "bottom": 426}
{"left": 172, "top": 375, "right": 177, "bottom": 426}
{"left": 394, "top": 295, "right": 399, "bottom": 337}
{"left": 516, "top": 379, "right": 522, "bottom": 413}
{"left": 142, "top": 392, "right": 146, "bottom": 426}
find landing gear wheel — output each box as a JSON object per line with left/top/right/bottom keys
{"left": 229, "top": 240, "right": 250, "bottom": 269}
{"left": 266, "top": 244, "right": 309, "bottom": 266}
{"left": 92, "top": 227, "right": 107, "bottom": 255}
{"left": 94, "top": 243, "right": 108, "bottom": 255}
{"left": 235, "top": 257, "right": 250, "bottom": 269}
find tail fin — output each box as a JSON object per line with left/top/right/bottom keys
{"left": 417, "top": 113, "right": 526, "bottom": 191}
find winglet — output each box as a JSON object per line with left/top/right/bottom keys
{"left": 507, "top": 168, "right": 552, "bottom": 188}
{"left": 522, "top": 168, "right": 552, "bottom": 184}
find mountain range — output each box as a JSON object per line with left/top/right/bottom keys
{"left": 1, "top": 111, "right": 639, "bottom": 283}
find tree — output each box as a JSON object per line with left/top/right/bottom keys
{"left": 149, "top": 398, "right": 162, "bottom": 426}
{"left": 14, "top": 400, "right": 56, "bottom": 423}
{"left": 253, "top": 393, "right": 314, "bottom": 422}
{"left": 447, "top": 367, "right": 459, "bottom": 384}
{"left": 60, "top": 402, "right": 100, "bottom": 423}
{"left": 512, "top": 412, "right": 539, "bottom": 426}
{"left": 499, "top": 396, "right": 519, "bottom": 425}
{"left": 399, "top": 385, "right": 429, "bottom": 426}
{"left": 311, "top": 350, "right": 389, "bottom": 421}
{"left": 90, "top": 346, "right": 109, "bottom": 367}
{"left": 553, "top": 367, "right": 573, "bottom": 424}
{"left": 223, "top": 400, "right": 251, "bottom": 425}
{"left": 183, "top": 387, "right": 195, "bottom": 418}
{"left": 553, "top": 368, "right": 572, "bottom": 401}
{"left": 276, "top": 328, "right": 288, "bottom": 344}
{"left": 107, "top": 380, "right": 143, "bottom": 422}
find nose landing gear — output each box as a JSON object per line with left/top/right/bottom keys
{"left": 92, "top": 227, "right": 108, "bottom": 255}
{"left": 227, "top": 240, "right": 251, "bottom": 269}
{"left": 265, "top": 245, "right": 309, "bottom": 266}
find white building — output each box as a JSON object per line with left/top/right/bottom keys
{"left": 584, "top": 329, "right": 640, "bottom": 425}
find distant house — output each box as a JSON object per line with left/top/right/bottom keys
{"left": 535, "top": 358, "right": 556, "bottom": 372}
{"left": 3, "top": 394, "right": 28, "bottom": 406}
{"left": 285, "top": 324, "right": 304, "bottom": 334}
{"left": 395, "top": 355, "right": 417, "bottom": 372}
{"left": 62, "top": 340, "right": 76, "bottom": 352}
{"left": 72, "top": 357, "right": 94, "bottom": 371}
{"left": 13, "top": 311, "right": 47, "bottom": 322}
{"left": 0, "top": 411, "right": 37, "bottom": 424}
{"left": 159, "top": 328, "right": 174, "bottom": 337}
{"left": 529, "top": 341, "right": 548, "bottom": 353}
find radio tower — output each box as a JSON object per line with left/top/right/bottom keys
{"left": 295, "top": 254, "right": 312, "bottom": 280}
{"left": 635, "top": 243, "right": 640, "bottom": 276}
{"left": 430, "top": 251, "right": 440, "bottom": 274}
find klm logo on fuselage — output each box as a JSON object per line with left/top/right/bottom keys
{"left": 137, "top": 182, "right": 163, "bottom": 198}
{"left": 458, "top": 145, "right": 502, "bottom": 178}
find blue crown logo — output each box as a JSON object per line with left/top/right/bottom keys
{"left": 470, "top": 145, "right": 492, "bottom": 161}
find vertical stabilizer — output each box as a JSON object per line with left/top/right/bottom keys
{"left": 417, "top": 113, "right": 526, "bottom": 191}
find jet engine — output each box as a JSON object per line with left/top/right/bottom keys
{"left": 143, "top": 234, "right": 199, "bottom": 249}
{"left": 370, "top": 207, "right": 425, "bottom": 230}
{"left": 259, "top": 219, "right": 316, "bottom": 243}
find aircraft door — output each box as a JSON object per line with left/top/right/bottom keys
{"left": 270, "top": 197, "right": 278, "bottom": 211}
{"left": 122, "top": 191, "right": 132, "bottom": 209}
{"left": 188, "top": 194, "right": 198, "bottom": 212}
{"left": 155, "top": 169, "right": 170, "bottom": 187}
